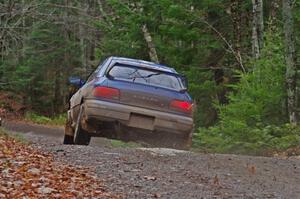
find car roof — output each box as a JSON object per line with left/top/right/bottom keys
{"left": 109, "top": 56, "right": 177, "bottom": 74}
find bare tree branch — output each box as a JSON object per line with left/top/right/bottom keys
{"left": 202, "top": 20, "right": 246, "bottom": 73}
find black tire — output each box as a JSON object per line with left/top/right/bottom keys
{"left": 63, "top": 134, "right": 74, "bottom": 144}
{"left": 63, "top": 115, "right": 74, "bottom": 145}
{"left": 73, "top": 105, "right": 91, "bottom": 145}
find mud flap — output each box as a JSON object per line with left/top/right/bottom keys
{"left": 64, "top": 112, "right": 74, "bottom": 136}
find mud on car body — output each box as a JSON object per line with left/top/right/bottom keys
{"left": 64, "top": 57, "right": 194, "bottom": 149}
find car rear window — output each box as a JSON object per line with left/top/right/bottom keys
{"left": 108, "top": 65, "right": 183, "bottom": 90}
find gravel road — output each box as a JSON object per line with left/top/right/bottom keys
{"left": 2, "top": 120, "right": 300, "bottom": 199}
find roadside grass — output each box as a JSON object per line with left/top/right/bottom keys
{"left": 110, "top": 139, "right": 142, "bottom": 148}
{"left": 0, "top": 128, "right": 29, "bottom": 144}
{"left": 193, "top": 124, "right": 300, "bottom": 156}
{"left": 24, "top": 112, "right": 66, "bottom": 126}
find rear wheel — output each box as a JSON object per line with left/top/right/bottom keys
{"left": 73, "top": 105, "right": 91, "bottom": 145}
{"left": 63, "top": 115, "right": 74, "bottom": 145}
{"left": 63, "top": 134, "right": 74, "bottom": 144}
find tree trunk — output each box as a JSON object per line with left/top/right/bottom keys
{"left": 79, "top": 1, "right": 90, "bottom": 77}
{"left": 81, "top": 1, "right": 96, "bottom": 75}
{"left": 230, "top": 0, "right": 242, "bottom": 60}
{"left": 283, "top": 0, "right": 298, "bottom": 124}
{"left": 252, "top": 0, "right": 264, "bottom": 59}
{"left": 62, "top": 0, "right": 71, "bottom": 111}
{"left": 54, "top": 67, "right": 62, "bottom": 114}
{"left": 141, "top": 24, "right": 159, "bottom": 64}
{"left": 97, "top": 0, "right": 112, "bottom": 27}
{"left": 267, "top": 0, "right": 280, "bottom": 32}
{"left": 256, "top": 0, "right": 264, "bottom": 50}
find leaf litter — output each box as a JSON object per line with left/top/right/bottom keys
{"left": 0, "top": 132, "right": 119, "bottom": 198}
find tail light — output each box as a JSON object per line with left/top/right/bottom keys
{"left": 170, "top": 100, "right": 193, "bottom": 114}
{"left": 93, "top": 86, "right": 120, "bottom": 100}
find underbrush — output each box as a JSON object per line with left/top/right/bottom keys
{"left": 24, "top": 112, "right": 66, "bottom": 126}
{"left": 193, "top": 124, "right": 300, "bottom": 155}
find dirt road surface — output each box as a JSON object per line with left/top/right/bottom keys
{"left": 2, "top": 120, "right": 300, "bottom": 199}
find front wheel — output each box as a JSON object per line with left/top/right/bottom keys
{"left": 73, "top": 105, "right": 91, "bottom": 145}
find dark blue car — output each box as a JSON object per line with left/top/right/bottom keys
{"left": 64, "top": 57, "right": 194, "bottom": 149}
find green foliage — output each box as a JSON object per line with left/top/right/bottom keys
{"left": 186, "top": 68, "right": 219, "bottom": 127}
{"left": 50, "top": 114, "right": 67, "bottom": 126}
{"left": 193, "top": 33, "right": 290, "bottom": 154}
{"left": 25, "top": 112, "right": 66, "bottom": 126}
{"left": 25, "top": 112, "right": 51, "bottom": 124}
{"left": 221, "top": 33, "right": 286, "bottom": 125}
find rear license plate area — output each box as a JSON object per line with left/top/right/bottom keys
{"left": 128, "top": 113, "right": 155, "bottom": 130}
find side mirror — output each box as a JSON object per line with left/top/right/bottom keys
{"left": 180, "top": 75, "right": 188, "bottom": 91}
{"left": 68, "top": 77, "right": 85, "bottom": 88}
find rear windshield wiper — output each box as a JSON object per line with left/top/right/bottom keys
{"left": 134, "top": 72, "right": 161, "bottom": 79}
{"left": 129, "top": 70, "right": 162, "bottom": 83}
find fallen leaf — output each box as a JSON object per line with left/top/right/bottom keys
{"left": 248, "top": 165, "right": 256, "bottom": 175}
{"left": 37, "top": 187, "right": 56, "bottom": 194}
{"left": 144, "top": 176, "right": 157, "bottom": 181}
{"left": 213, "top": 175, "right": 220, "bottom": 186}
{"left": 28, "top": 168, "right": 40, "bottom": 175}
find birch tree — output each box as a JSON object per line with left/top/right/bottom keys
{"left": 252, "top": 0, "right": 264, "bottom": 59}
{"left": 283, "top": 0, "right": 298, "bottom": 124}
{"left": 141, "top": 24, "right": 159, "bottom": 64}
{"left": 134, "top": 2, "right": 159, "bottom": 63}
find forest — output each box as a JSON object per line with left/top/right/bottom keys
{"left": 1, "top": 0, "right": 300, "bottom": 154}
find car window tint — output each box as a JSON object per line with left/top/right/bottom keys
{"left": 109, "top": 65, "right": 182, "bottom": 90}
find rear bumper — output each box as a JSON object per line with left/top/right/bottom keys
{"left": 84, "top": 99, "right": 193, "bottom": 135}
